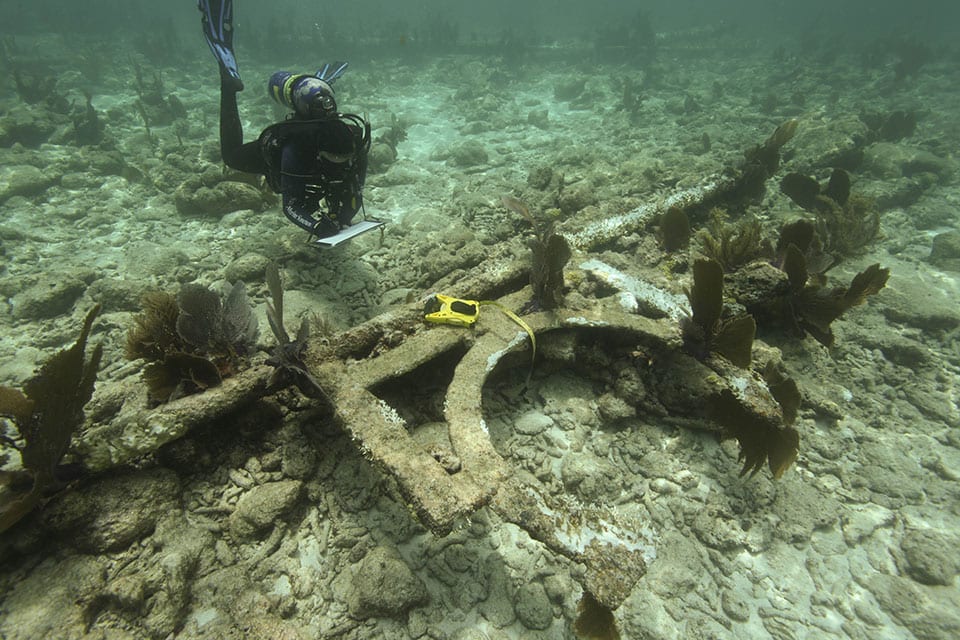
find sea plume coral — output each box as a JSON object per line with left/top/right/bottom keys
{"left": 502, "top": 195, "right": 572, "bottom": 310}
{"left": 0, "top": 305, "right": 102, "bottom": 532}
{"left": 682, "top": 258, "right": 757, "bottom": 368}
{"left": 264, "top": 263, "right": 326, "bottom": 399}
{"left": 780, "top": 168, "right": 881, "bottom": 257}
{"left": 125, "top": 282, "right": 258, "bottom": 404}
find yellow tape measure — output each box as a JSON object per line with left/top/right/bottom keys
{"left": 423, "top": 294, "right": 480, "bottom": 327}
{"left": 423, "top": 294, "right": 537, "bottom": 378}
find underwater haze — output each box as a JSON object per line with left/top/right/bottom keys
{"left": 2, "top": 0, "right": 960, "bottom": 40}
{"left": 1, "top": 0, "right": 959, "bottom": 639}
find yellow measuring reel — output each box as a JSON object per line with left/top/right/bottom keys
{"left": 423, "top": 294, "right": 536, "bottom": 373}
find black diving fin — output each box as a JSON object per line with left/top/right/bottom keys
{"left": 198, "top": 0, "right": 243, "bottom": 89}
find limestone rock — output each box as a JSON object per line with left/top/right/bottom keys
{"left": 841, "top": 504, "right": 896, "bottom": 547}
{"left": 515, "top": 410, "right": 553, "bottom": 436}
{"left": 901, "top": 528, "right": 960, "bottom": 586}
{"left": 478, "top": 552, "right": 517, "bottom": 627}
{"left": 561, "top": 454, "right": 622, "bottom": 502}
{"left": 224, "top": 252, "right": 271, "bottom": 284}
{"left": 228, "top": 479, "right": 303, "bottom": 540}
{"left": 557, "top": 181, "right": 597, "bottom": 216}
{"left": 40, "top": 467, "right": 181, "bottom": 553}
{"left": 367, "top": 141, "right": 397, "bottom": 173}
{"left": 115, "top": 515, "right": 214, "bottom": 639}
{"left": 280, "top": 429, "right": 318, "bottom": 480}
{"left": 445, "top": 140, "right": 488, "bottom": 168}
{"left": 880, "top": 280, "right": 960, "bottom": 333}
{"left": 771, "top": 480, "right": 841, "bottom": 543}
{"left": 860, "top": 441, "right": 924, "bottom": 503}
{"left": 346, "top": 546, "right": 428, "bottom": 618}
{"left": 721, "top": 589, "right": 751, "bottom": 622}
{"left": 174, "top": 178, "right": 267, "bottom": 216}
{"left": 646, "top": 531, "right": 703, "bottom": 598}
{"left": 0, "top": 164, "right": 56, "bottom": 202}
{"left": 10, "top": 271, "right": 89, "bottom": 320}
{"left": 863, "top": 142, "right": 955, "bottom": 180}
{"left": 86, "top": 277, "right": 144, "bottom": 313}
{"left": 0, "top": 555, "right": 107, "bottom": 640}
{"left": 150, "top": 534, "right": 210, "bottom": 634}
{"left": 513, "top": 582, "right": 554, "bottom": 630}
{"left": 527, "top": 108, "right": 550, "bottom": 129}
{"left": 788, "top": 115, "right": 868, "bottom": 170}
{"left": 867, "top": 573, "right": 960, "bottom": 640}
{"left": 0, "top": 106, "right": 57, "bottom": 148}
{"left": 929, "top": 230, "right": 960, "bottom": 271}
{"left": 598, "top": 392, "right": 636, "bottom": 421}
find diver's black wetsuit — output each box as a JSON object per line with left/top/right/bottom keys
{"left": 218, "top": 84, "right": 369, "bottom": 236}
{"left": 219, "top": 85, "right": 263, "bottom": 174}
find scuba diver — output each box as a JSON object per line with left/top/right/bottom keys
{"left": 198, "top": 0, "right": 371, "bottom": 242}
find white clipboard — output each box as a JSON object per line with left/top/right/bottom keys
{"left": 311, "top": 219, "right": 385, "bottom": 248}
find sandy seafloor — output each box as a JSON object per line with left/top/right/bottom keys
{"left": 1, "top": 27, "right": 960, "bottom": 640}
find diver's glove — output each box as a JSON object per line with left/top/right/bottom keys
{"left": 199, "top": 0, "right": 243, "bottom": 91}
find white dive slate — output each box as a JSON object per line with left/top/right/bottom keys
{"left": 311, "top": 219, "right": 385, "bottom": 248}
